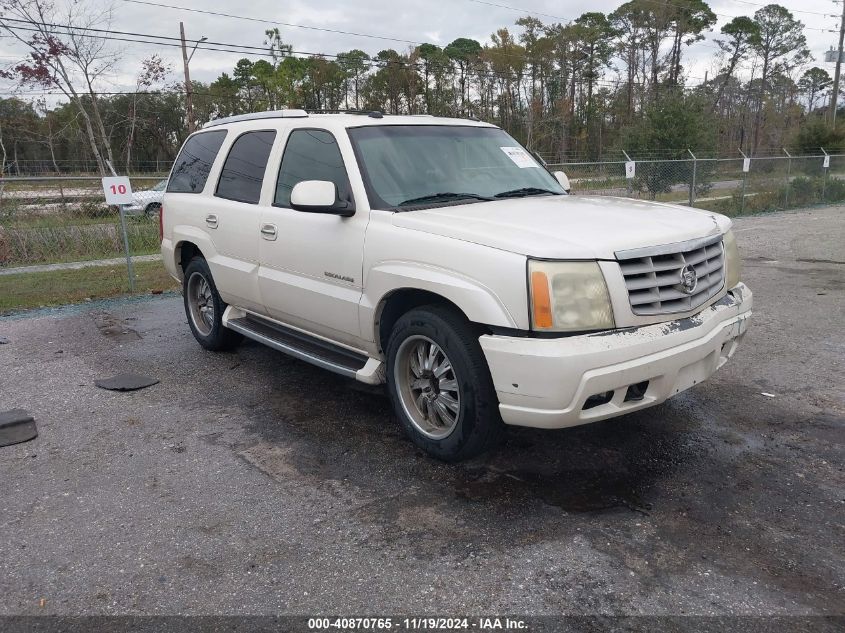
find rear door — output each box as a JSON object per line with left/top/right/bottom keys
{"left": 257, "top": 126, "right": 368, "bottom": 347}
{"left": 202, "top": 129, "right": 277, "bottom": 311}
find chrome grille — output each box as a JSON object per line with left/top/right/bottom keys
{"left": 616, "top": 234, "right": 725, "bottom": 316}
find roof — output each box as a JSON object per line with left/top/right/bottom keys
{"left": 202, "top": 110, "right": 495, "bottom": 130}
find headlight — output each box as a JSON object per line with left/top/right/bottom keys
{"left": 723, "top": 229, "right": 742, "bottom": 289}
{"left": 528, "top": 261, "right": 615, "bottom": 332}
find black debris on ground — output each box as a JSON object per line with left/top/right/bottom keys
{"left": 0, "top": 409, "right": 37, "bottom": 447}
{"left": 94, "top": 373, "right": 160, "bottom": 392}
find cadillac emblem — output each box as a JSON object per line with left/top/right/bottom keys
{"left": 679, "top": 264, "right": 698, "bottom": 295}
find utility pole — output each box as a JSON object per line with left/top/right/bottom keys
{"left": 832, "top": 0, "right": 845, "bottom": 127}
{"left": 180, "top": 21, "right": 194, "bottom": 134}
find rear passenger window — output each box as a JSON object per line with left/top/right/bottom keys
{"left": 167, "top": 130, "right": 227, "bottom": 193}
{"left": 215, "top": 130, "right": 277, "bottom": 204}
{"left": 275, "top": 129, "right": 353, "bottom": 208}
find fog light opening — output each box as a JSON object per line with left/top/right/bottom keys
{"left": 583, "top": 391, "right": 614, "bottom": 410}
{"left": 624, "top": 381, "right": 650, "bottom": 402}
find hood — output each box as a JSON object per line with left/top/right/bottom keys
{"left": 391, "top": 195, "right": 730, "bottom": 259}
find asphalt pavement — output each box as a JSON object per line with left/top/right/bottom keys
{"left": 0, "top": 206, "right": 843, "bottom": 621}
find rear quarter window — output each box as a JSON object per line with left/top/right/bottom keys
{"left": 167, "top": 130, "right": 228, "bottom": 193}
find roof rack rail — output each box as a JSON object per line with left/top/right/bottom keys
{"left": 203, "top": 109, "right": 309, "bottom": 128}
{"left": 307, "top": 109, "right": 384, "bottom": 117}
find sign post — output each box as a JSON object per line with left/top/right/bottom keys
{"left": 821, "top": 149, "right": 830, "bottom": 202}
{"left": 738, "top": 149, "right": 750, "bottom": 214}
{"left": 101, "top": 174, "right": 136, "bottom": 292}
{"left": 622, "top": 150, "right": 635, "bottom": 197}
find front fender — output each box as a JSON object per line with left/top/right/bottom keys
{"left": 361, "top": 261, "right": 521, "bottom": 342}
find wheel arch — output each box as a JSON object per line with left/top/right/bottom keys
{"left": 368, "top": 265, "right": 520, "bottom": 354}
{"left": 170, "top": 227, "right": 217, "bottom": 281}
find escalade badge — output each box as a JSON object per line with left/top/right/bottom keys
{"left": 680, "top": 264, "right": 698, "bottom": 294}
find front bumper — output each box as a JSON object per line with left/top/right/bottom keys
{"left": 479, "top": 283, "right": 752, "bottom": 429}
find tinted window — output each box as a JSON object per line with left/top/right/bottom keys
{"left": 347, "top": 125, "right": 563, "bottom": 209}
{"left": 167, "top": 131, "right": 227, "bottom": 193}
{"left": 216, "top": 130, "right": 277, "bottom": 204}
{"left": 275, "top": 129, "right": 353, "bottom": 208}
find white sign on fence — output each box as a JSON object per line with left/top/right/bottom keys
{"left": 823, "top": 155, "right": 830, "bottom": 169}
{"left": 102, "top": 176, "right": 133, "bottom": 205}
{"left": 742, "top": 158, "right": 751, "bottom": 173}
{"left": 625, "top": 161, "right": 636, "bottom": 179}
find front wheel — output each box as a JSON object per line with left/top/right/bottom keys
{"left": 182, "top": 257, "right": 242, "bottom": 351}
{"left": 386, "top": 305, "right": 503, "bottom": 461}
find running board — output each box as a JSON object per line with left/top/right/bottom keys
{"left": 225, "top": 312, "right": 373, "bottom": 381}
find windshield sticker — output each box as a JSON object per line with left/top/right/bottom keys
{"left": 500, "top": 146, "right": 539, "bottom": 168}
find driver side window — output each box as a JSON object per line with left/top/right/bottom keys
{"left": 274, "top": 129, "right": 354, "bottom": 209}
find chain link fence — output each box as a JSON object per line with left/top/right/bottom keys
{"left": 550, "top": 153, "right": 845, "bottom": 215}
{"left": 0, "top": 152, "right": 842, "bottom": 315}
{"left": 0, "top": 176, "right": 175, "bottom": 314}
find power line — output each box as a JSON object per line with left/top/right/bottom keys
{"left": 464, "top": 0, "right": 573, "bottom": 22}
{"left": 633, "top": 0, "right": 834, "bottom": 32}
{"left": 2, "top": 20, "right": 673, "bottom": 89}
{"left": 119, "top": 0, "right": 425, "bottom": 46}
{"left": 720, "top": 0, "right": 837, "bottom": 18}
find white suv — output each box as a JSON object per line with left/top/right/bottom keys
{"left": 161, "top": 110, "right": 751, "bottom": 461}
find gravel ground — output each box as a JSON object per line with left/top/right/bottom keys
{"left": 0, "top": 206, "right": 843, "bottom": 622}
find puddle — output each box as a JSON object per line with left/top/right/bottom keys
{"left": 454, "top": 466, "right": 652, "bottom": 514}
{"left": 92, "top": 311, "right": 141, "bottom": 341}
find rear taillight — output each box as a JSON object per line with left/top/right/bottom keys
{"left": 159, "top": 204, "right": 164, "bottom": 242}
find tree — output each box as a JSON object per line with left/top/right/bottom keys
{"left": 444, "top": 37, "right": 482, "bottom": 115}
{"left": 750, "top": 4, "right": 810, "bottom": 151}
{"left": 336, "top": 49, "right": 370, "bottom": 109}
{"left": 1, "top": 0, "right": 122, "bottom": 175}
{"left": 798, "top": 67, "right": 832, "bottom": 113}
{"left": 571, "top": 13, "right": 615, "bottom": 126}
{"left": 622, "top": 93, "right": 717, "bottom": 197}
{"left": 125, "top": 55, "right": 168, "bottom": 171}
{"left": 609, "top": 2, "right": 650, "bottom": 118}
{"left": 713, "top": 16, "right": 760, "bottom": 111}
{"left": 791, "top": 117, "right": 845, "bottom": 153}
{"left": 664, "top": 0, "right": 716, "bottom": 86}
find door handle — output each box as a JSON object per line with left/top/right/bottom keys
{"left": 205, "top": 214, "right": 218, "bottom": 228}
{"left": 260, "top": 223, "right": 278, "bottom": 241}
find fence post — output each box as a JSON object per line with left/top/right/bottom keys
{"left": 783, "top": 148, "right": 792, "bottom": 209}
{"left": 105, "top": 160, "right": 136, "bottom": 292}
{"left": 821, "top": 148, "right": 830, "bottom": 203}
{"left": 687, "top": 149, "right": 697, "bottom": 207}
{"left": 622, "top": 150, "right": 634, "bottom": 197}
{"left": 739, "top": 148, "right": 750, "bottom": 214}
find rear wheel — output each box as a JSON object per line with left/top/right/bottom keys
{"left": 386, "top": 305, "right": 503, "bottom": 461}
{"left": 183, "top": 257, "right": 242, "bottom": 351}
{"left": 145, "top": 202, "right": 161, "bottom": 217}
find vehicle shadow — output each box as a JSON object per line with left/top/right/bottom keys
{"left": 230, "top": 341, "right": 703, "bottom": 524}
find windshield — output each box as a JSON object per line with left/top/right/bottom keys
{"left": 152, "top": 180, "right": 168, "bottom": 192}
{"left": 347, "top": 125, "right": 565, "bottom": 209}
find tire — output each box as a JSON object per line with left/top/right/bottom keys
{"left": 182, "top": 256, "right": 242, "bottom": 351}
{"left": 386, "top": 304, "right": 503, "bottom": 461}
{"left": 145, "top": 202, "right": 161, "bottom": 217}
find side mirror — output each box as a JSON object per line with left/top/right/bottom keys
{"left": 553, "top": 170, "right": 571, "bottom": 194}
{"left": 290, "top": 180, "right": 354, "bottom": 216}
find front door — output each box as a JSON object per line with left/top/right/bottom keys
{"left": 257, "top": 127, "right": 368, "bottom": 348}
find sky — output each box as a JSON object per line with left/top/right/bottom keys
{"left": 0, "top": 0, "right": 842, "bottom": 99}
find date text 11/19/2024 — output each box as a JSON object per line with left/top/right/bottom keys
{"left": 307, "top": 617, "right": 528, "bottom": 630}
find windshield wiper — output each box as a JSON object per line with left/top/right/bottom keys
{"left": 397, "top": 192, "right": 493, "bottom": 207}
{"left": 494, "top": 187, "right": 562, "bottom": 199}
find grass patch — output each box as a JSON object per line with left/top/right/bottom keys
{"left": 0, "top": 260, "right": 179, "bottom": 314}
